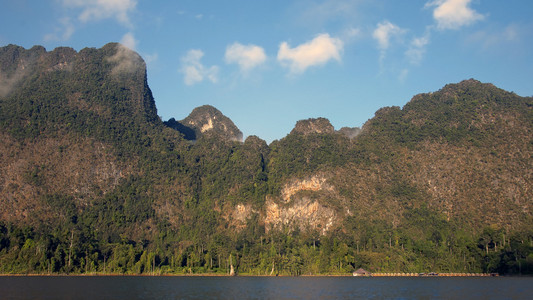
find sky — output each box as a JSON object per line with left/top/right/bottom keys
{"left": 1, "top": 0, "right": 532, "bottom": 143}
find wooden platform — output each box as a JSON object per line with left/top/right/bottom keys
{"left": 370, "top": 273, "right": 499, "bottom": 277}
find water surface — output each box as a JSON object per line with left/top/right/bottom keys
{"left": 1, "top": 276, "right": 531, "bottom": 299}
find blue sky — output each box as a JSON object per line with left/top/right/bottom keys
{"left": 1, "top": 0, "right": 532, "bottom": 142}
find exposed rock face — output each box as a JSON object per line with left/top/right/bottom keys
{"left": 291, "top": 118, "right": 335, "bottom": 135}
{"left": 169, "top": 105, "right": 243, "bottom": 142}
{"left": 265, "top": 197, "right": 337, "bottom": 234}
{"left": 281, "top": 175, "right": 334, "bottom": 203}
{"left": 229, "top": 203, "right": 257, "bottom": 230}
{"left": 264, "top": 174, "right": 339, "bottom": 234}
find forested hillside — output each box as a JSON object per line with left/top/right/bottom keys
{"left": 0, "top": 44, "right": 531, "bottom": 275}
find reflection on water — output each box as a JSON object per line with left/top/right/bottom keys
{"left": 0, "top": 276, "right": 532, "bottom": 299}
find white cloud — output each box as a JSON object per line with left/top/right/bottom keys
{"left": 44, "top": 17, "right": 75, "bottom": 42}
{"left": 373, "top": 21, "right": 405, "bottom": 65}
{"left": 62, "top": 0, "right": 137, "bottom": 28}
{"left": 180, "top": 50, "right": 219, "bottom": 86}
{"left": 425, "top": 0, "right": 485, "bottom": 30}
{"left": 0, "top": 67, "right": 27, "bottom": 97}
{"left": 373, "top": 21, "right": 405, "bottom": 50}
{"left": 405, "top": 33, "right": 430, "bottom": 65}
{"left": 277, "top": 33, "right": 344, "bottom": 74}
{"left": 225, "top": 43, "right": 266, "bottom": 73}
{"left": 120, "top": 32, "right": 137, "bottom": 50}
{"left": 108, "top": 34, "right": 143, "bottom": 75}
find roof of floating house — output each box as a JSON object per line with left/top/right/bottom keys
{"left": 353, "top": 268, "right": 370, "bottom": 275}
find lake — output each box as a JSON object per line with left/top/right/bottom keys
{"left": 0, "top": 276, "right": 531, "bottom": 299}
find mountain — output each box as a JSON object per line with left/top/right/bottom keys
{"left": 357, "top": 79, "right": 532, "bottom": 229}
{"left": 0, "top": 43, "right": 163, "bottom": 228}
{"left": 291, "top": 117, "right": 335, "bottom": 135}
{"left": 0, "top": 44, "right": 531, "bottom": 276}
{"left": 290, "top": 117, "right": 361, "bottom": 138}
{"left": 164, "top": 105, "right": 243, "bottom": 142}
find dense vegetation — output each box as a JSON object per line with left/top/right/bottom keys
{"left": 0, "top": 44, "right": 531, "bottom": 275}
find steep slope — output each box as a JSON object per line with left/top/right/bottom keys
{"left": 352, "top": 79, "right": 532, "bottom": 229}
{"left": 0, "top": 43, "right": 167, "bottom": 227}
{"left": 270, "top": 79, "right": 532, "bottom": 233}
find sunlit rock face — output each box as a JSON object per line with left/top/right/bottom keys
{"left": 171, "top": 105, "right": 243, "bottom": 142}
{"left": 280, "top": 175, "right": 334, "bottom": 203}
{"left": 264, "top": 174, "right": 339, "bottom": 234}
{"left": 290, "top": 118, "right": 335, "bottom": 135}
{"left": 265, "top": 196, "right": 337, "bottom": 235}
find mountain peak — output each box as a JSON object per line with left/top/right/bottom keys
{"left": 175, "top": 105, "right": 243, "bottom": 142}
{"left": 0, "top": 43, "right": 158, "bottom": 123}
{"left": 290, "top": 117, "right": 334, "bottom": 135}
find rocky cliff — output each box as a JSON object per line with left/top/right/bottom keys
{"left": 290, "top": 117, "right": 335, "bottom": 135}
{"left": 0, "top": 43, "right": 158, "bottom": 225}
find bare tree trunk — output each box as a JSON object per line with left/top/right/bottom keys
{"left": 229, "top": 255, "right": 235, "bottom": 276}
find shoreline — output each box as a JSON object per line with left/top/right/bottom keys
{"left": 0, "top": 272, "right": 503, "bottom": 277}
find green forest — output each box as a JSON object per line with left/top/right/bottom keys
{"left": 1, "top": 209, "right": 533, "bottom": 275}
{"left": 0, "top": 44, "right": 532, "bottom": 276}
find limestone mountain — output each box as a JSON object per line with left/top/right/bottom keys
{"left": 290, "top": 117, "right": 361, "bottom": 139}
{"left": 356, "top": 79, "right": 529, "bottom": 228}
{"left": 290, "top": 117, "right": 335, "bottom": 135}
{"left": 165, "top": 105, "right": 243, "bottom": 142}
{"left": 0, "top": 43, "right": 158, "bottom": 124}
{"left": 0, "top": 43, "right": 531, "bottom": 276}
{"left": 0, "top": 43, "right": 164, "bottom": 228}
{"left": 352, "top": 79, "right": 532, "bottom": 229}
